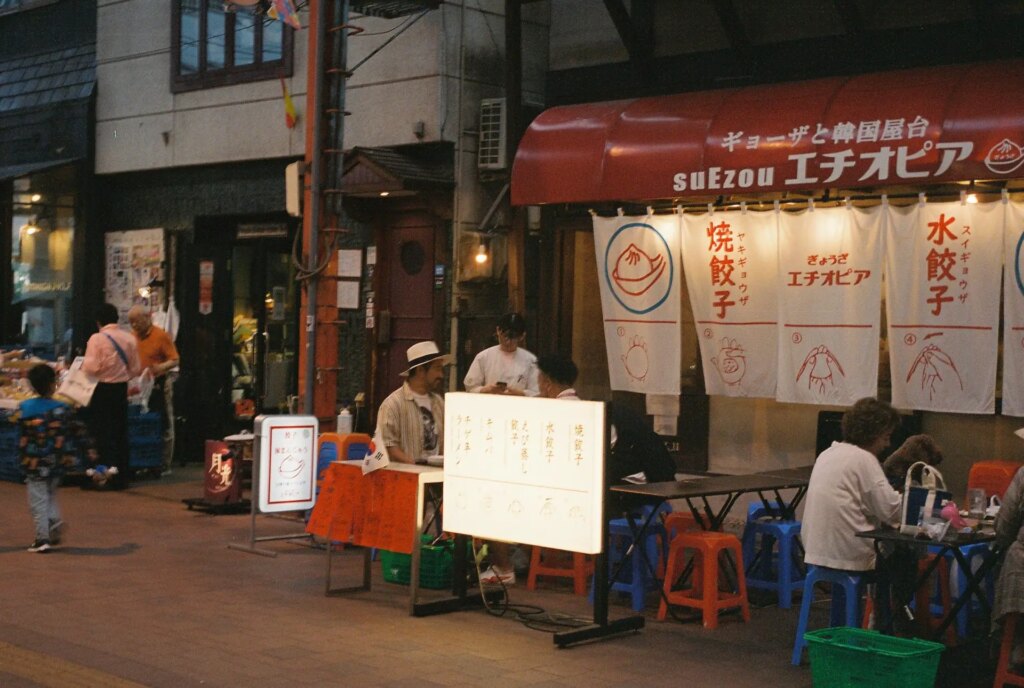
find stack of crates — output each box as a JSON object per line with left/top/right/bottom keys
{"left": 127, "top": 405, "right": 163, "bottom": 470}
{"left": 0, "top": 414, "right": 20, "bottom": 482}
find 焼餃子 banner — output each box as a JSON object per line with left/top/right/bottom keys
{"left": 682, "top": 209, "right": 778, "bottom": 398}
{"left": 593, "top": 214, "right": 681, "bottom": 395}
{"left": 886, "top": 201, "right": 1002, "bottom": 414}
{"left": 776, "top": 205, "right": 884, "bottom": 406}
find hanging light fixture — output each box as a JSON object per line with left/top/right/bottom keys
{"left": 965, "top": 180, "right": 979, "bottom": 204}
{"left": 475, "top": 238, "right": 489, "bottom": 264}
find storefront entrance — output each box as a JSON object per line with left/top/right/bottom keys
{"left": 179, "top": 217, "right": 298, "bottom": 463}
{"left": 370, "top": 210, "right": 444, "bottom": 423}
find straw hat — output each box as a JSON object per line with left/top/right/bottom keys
{"left": 400, "top": 341, "right": 450, "bottom": 376}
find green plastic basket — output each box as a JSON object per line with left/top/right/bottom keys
{"left": 380, "top": 534, "right": 453, "bottom": 590}
{"left": 805, "top": 627, "right": 944, "bottom": 688}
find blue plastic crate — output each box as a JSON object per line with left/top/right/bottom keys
{"left": 129, "top": 437, "right": 163, "bottom": 468}
{"left": 0, "top": 448, "right": 21, "bottom": 483}
{"left": 127, "top": 412, "right": 161, "bottom": 440}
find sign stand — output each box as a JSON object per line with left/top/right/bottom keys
{"left": 553, "top": 419, "right": 644, "bottom": 647}
{"left": 228, "top": 415, "right": 319, "bottom": 558}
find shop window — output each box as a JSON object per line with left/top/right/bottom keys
{"left": 8, "top": 172, "right": 75, "bottom": 358}
{"left": 172, "top": 0, "right": 292, "bottom": 93}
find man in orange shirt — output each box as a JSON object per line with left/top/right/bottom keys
{"left": 128, "top": 305, "right": 179, "bottom": 472}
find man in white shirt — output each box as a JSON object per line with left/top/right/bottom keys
{"left": 463, "top": 313, "right": 539, "bottom": 397}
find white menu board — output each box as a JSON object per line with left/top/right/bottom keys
{"left": 443, "top": 393, "right": 606, "bottom": 554}
{"left": 255, "top": 415, "right": 319, "bottom": 513}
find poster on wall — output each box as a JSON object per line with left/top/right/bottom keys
{"left": 592, "top": 214, "right": 681, "bottom": 395}
{"left": 442, "top": 392, "right": 605, "bottom": 554}
{"left": 776, "top": 206, "right": 884, "bottom": 406}
{"left": 1003, "top": 201, "right": 1024, "bottom": 417}
{"left": 682, "top": 209, "right": 779, "bottom": 398}
{"left": 104, "top": 228, "right": 165, "bottom": 319}
{"left": 887, "top": 201, "right": 1003, "bottom": 414}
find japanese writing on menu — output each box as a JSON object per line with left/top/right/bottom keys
{"left": 786, "top": 253, "right": 872, "bottom": 287}
{"left": 706, "top": 218, "right": 748, "bottom": 319}
{"left": 923, "top": 212, "right": 971, "bottom": 316}
{"left": 673, "top": 115, "right": 974, "bottom": 193}
{"left": 268, "top": 426, "right": 314, "bottom": 503}
{"left": 450, "top": 411, "right": 591, "bottom": 475}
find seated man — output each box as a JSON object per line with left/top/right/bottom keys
{"left": 375, "top": 341, "right": 447, "bottom": 464}
{"left": 536, "top": 353, "right": 676, "bottom": 491}
{"left": 801, "top": 397, "right": 912, "bottom": 631}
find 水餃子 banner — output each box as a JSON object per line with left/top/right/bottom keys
{"left": 682, "top": 210, "right": 778, "bottom": 398}
{"left": 776, "top": 205, "right": 884, "bottom": 406}
{"left": 593, "top": 214, "right": 681, "bottom": 394}
{"left": 887, "top": 201, "right": 1003, "bottom": 414}
{"left": 1003, "top": 201, "right": 1024, "bottom": 417}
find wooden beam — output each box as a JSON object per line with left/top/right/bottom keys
{"left": 601, "top": 0, "right": 654, "bottom": 85}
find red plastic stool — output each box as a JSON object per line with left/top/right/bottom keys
{"left": 657, "top": 530, "right": 750, "bottom": 629}
{"left": 527, "top": 547, "right": 592, "bottom": 596}
{"left": 995, "top": 614, "right": 1024, "bottom": 687}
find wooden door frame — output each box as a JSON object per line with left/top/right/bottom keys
{"left": 366, "top": 200, "right": 448, "bottom": 428}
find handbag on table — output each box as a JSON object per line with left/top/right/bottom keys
{"left": 899, "top": 461, "right": 954, "bottom": 536}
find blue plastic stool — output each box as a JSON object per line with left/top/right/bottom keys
{"left": 791, "top": 565, "right": 865, "bottom": 665}
{"left": 590, "top": 504, "right": 670, "bottom": 612}
{"left": 929, "top": 541, "right": 995, "bottom": 637}
{"left": 741, "top": 502, "right": 805, "bottom": 609}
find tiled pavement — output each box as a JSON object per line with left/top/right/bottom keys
{"left": 0, "top": 468, "right": 995, "bottom": 687}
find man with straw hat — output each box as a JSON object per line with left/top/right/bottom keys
{"left": 375, "top": 341, "right": 449, "bottom": 464}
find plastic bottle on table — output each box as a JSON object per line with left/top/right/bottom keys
{"left": 336, "top": 407, "right": 353, "bottom": 435}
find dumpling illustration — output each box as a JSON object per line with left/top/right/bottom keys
{"left": 612, "top": 243, "right": 666, "bottom": 296}
{"left": 986, "top": 138, "right": 1024, "bottom": 175}
{"left": 278, "top": 454, "right": 305, "bottom": 479}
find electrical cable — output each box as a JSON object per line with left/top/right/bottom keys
{"left": 468, "top": 540, "right": 592, "bottom": 634}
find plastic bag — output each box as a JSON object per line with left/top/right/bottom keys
{"left": 129, "top": 368, "right": 154, "bottom": 413}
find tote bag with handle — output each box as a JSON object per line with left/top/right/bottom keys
{"left": 900, "top": 461, "right": 954, "bottom": 535}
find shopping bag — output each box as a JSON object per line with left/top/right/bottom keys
{"left": 900, "top": 461, "right": 954, "bottom": 535}
{"left": 57, "top": 359, "right": 98, "bottom": 407}
{"left": 129, "top": 369, "right": 154, "bottom": 413}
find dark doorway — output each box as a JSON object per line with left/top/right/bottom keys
{"left": 178, "top": 216, "right": 298, "bottom": 463}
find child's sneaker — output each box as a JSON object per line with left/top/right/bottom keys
{"left": 49, "top": 520, "right": 65, "bottom": 546}
{"left": 27, "top": 539, "right": 51, "bottom": 553}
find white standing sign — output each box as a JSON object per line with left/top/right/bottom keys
{"left": 255, "top": 415, "right": 319, "bottom": 513}
{"left": 443, "top": 393, "right": 605, "bottom": 554}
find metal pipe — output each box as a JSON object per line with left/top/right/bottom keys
{"left": 303, "top": 0, "right": 329, "bottom": 415}
{"left": 448, "top": 1, "right": 467, "bottom": 392}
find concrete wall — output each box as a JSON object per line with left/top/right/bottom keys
{"left": 96, "top": 0, "right": 308, "bottom": 174}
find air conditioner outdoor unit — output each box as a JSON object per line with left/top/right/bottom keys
{"left": 478, "top": 98, "right": 507, "bottom": 171}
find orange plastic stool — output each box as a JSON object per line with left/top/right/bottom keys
{"left": 657, "top": 530, "right": 750, "bottom": 629}
{"left": 658, "top": 512, "right": 705, "bottom": 579}
{"left": 995, "top": 614, "right": 1024, "bottom": 687}
{"left": 527, "top": 547, "right": 593, "bottom": 595}
{"left": 860, "top": 554, "right": 954, "bottom": 644}
{"left": 969, "top": 460, "right": 1024, "bottom": 501}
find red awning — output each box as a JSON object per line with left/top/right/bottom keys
{"left": 511, "top": 60, "right": 1024, "bottom": 206}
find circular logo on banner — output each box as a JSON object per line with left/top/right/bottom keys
{"left": 603, "top": 223, "right": 674, "bottom": 314}
{"left": 1016, "top": 231, "right": 1024, "bottom": 297}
